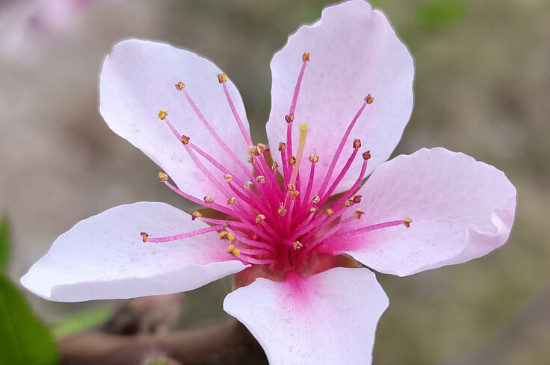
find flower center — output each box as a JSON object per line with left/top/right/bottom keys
{"left": 142, "top": 53, "right": 411, "bottom": 283}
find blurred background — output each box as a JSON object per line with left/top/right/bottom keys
{"left": 0, "top": 0, "right": 549, "bottom": 364}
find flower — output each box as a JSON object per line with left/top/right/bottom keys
{"left": 21, "top": 1, "right": 516, "bottom": 364}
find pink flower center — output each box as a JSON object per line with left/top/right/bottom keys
{"left": 142, "top": 53, "right": 411, "bottom": 284}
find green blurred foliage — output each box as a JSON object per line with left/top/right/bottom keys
{"left": 51, "top": 307, "right": 111, "bottom": 339}
{"left": 0, "top": 218, "right": 10, "bottom": 272}
{"left": 415, "top": 0, "right": 469, "bottom": 28}
{"left": 0, "top": 274, "right": 58, "bottom": 365}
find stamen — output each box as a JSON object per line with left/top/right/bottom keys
{"left": 203, "top": 196, "right": 214, "bottom": 204}
{"left": 142, "top": 225, "right": 222, "bottom": 243}
{"left": 158, "top": 110, "right": 168, "bottom": 120}
{"left": 175, "top": 81, "right": 185, "bottom": 90}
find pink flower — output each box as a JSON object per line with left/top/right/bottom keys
{"left": 21, "top": 1, "right": 516, "bottom": 363}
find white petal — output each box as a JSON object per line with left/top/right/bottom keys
{"left": 100, "top": 39, "right": 251, "bottom": 201}
{"left": 21, "top": 202, "right": 247, "bottom": 301}
{"left": 224, "top": 268, "right": 388, "bottom": 365}
{"left": 267, "top": 0, "right": 414, "bottom": 194}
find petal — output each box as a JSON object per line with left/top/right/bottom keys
{"left": 266, "top": 0, "right": 414, "bottom": 194}
{"left": 21, "top": 202, "right": 247, "bottom": 301}
{"left": 337, "top": 148, "right": 516, "bottom": 276}
{"left": 100, "top": 39, "right": 251, "bottom": 201}
{"left": 224, "top": 268, "right": 388, "bottom": 365}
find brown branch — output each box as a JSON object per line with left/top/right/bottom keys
{"left": 58, "top": 319, "right": 267, "bottom": 365}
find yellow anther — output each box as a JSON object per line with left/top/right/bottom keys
{"left": 158, "top": 110, "right": 168, "bottom": 120}
{"left": 285, "top": 114, "right": 295, "bottom": 124}
{"left": 403, "top": 217, "right": 412, "bottom": 228}
{"left": 365, "top": 94, "right": 374, "bottom": 104}
{"left": 256, "top": 214, "right": 266, "bottom": 224}
{"left": 288, "top": 156, "right": 297, "bottom": 165}
{"left": 227, "top": 196, "right": 237, "bottom": 205}
{"left": 157, "top": 172, "right": 168, "bottom": 182}
{"left": 309, "top": 154, "right": 319, "bottom": 163}
{"left": 290, "top": 191, "right": 300, "bottom": 200}
{"left": 287, "top": 184, "right": 296, "bottom": 192}
{"left": 293, "top": 241, "right": 304, "bottom": 250}
{"left": 302, "top": 53, "right": 310, "bottom": 62}
{"left": 353, "top": 139, "right": 362, "bottom": 149}
{"left": 224, "top": 174, "right": 233, "bottom": 182}
{"left": 203, "top": 196, "right": 214, "bottom": 204}
{"left": 140, "top": 232, "right": 149, "bottom": 242}
{"left": 352, "top": 195, "right": 362, "bottom": 204}
{"left": 278, "top": 204, "right": 287, "bottom": 216}
{"left": 257, "top": 143, "right": 266, "bottom": 154}
{"left": 312, "top": 194, "right": 320, "bottom": 204}
{"left": 309, "top": 207, "right": 319, "bottom": 214}
{"left": 278, "top": 142, "right": 287, "bottom": 151}
{"left": 244, "top": 181, "right": 253, "bottom": 190}
{"left": 231, "top": 248, "right": 241, "bottom": 256}
{"left": 354, "top": 208, "right": 365, "bottom": 219}
{"left": 219, "top": 231, "right": 235, "bottom": 242}
{"left": 175, "top": 81, "right": 185, "bottom": 90}
{"left": 363, "top": 150, "right": 372, "bottom": 160}
{"left": 191, "top": 211, "right": 202, "bottom": 220}
{"left": 181, "top": 135, "right": 190, "bottom": 144}
{"left": 256, "top": 175, "right": 266, "bottom": 184}
{"left": 344, "top": 199, "right": 352, "bottom": 207}
{"left": 217, "top": 73, "right": 227, "bottom": 84}
{"left": 325, "top": 209, "right": 334, "bottom": 218}
{"left": 271, "top": 162, "right": 279, "bottom": 170}
{"left": 227, "top": 245, "right": 235, "bottom": 253}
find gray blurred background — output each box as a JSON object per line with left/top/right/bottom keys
{"left": 1, "top": 0, "right": 549, "bottom": 364}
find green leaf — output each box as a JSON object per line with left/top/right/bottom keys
{"left": 0, "top": 273, "right": 58, "bottom": 365}
{"left": 51, "top": 307, "right": 112, "bottom": 339}
{"left": 416, "top": 0, "right": 469, "bottom": 28}
{"left": 0, "top": 218, "right": 10, "bottom": 272}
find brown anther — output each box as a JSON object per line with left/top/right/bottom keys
{"left": 203, "top": 196, "right": 214, "bottom": 204}
{"left": 244, "top": 181, "right": 253, "bottom": 190}
{"left": 247, "top": 155, "right": 255, "bottom": 164}
{"left": 302, "top": 53, "right": 310, "bottom": 62}
{"left": 181, "top": 135, "right": 190, "bottom": 144}
{"left": 248, "top": 146, "right": 256, "bottom": 155}
{"left": 257, "top": 143, "right": 266, "bottom": 154}
{"left": 191, "top": 211, "right": 202, "bottom": 220}
{"left": 278, "top": 142, "right": 287, "bottom": 151}
{"left": 293, "top": 241, "right": 304, "bottom": 250}
{"left": 278, "top": 204, "right": 287, "bottom": 216}
{"left": 308, "top": 154, "right": 319, "bottom": 163}
{"left": 157, "top": 172, "right": 168, "bottom": 182}
{"left": 288, "top": 156, "right": 297, "bottom": 165}
{"left": 354, "top": 208, "right": 365, "bottom": 219}
{"left": 253, "top": 147, "right": 261, "bottom": 157}
{"left": 227, "top": 197, "right": 236, "bottom": 205}
{"left": 158, "top": 110, "right": 168, "bottom": 120}
{"left": 224, "top": 174, "right": 233, "bottom": 183}
{"left": 365, "top": 94, "right": 374, "bottom": 104}
{"left": 353, "top": 139, "right": 362, "bottom": 149}
{"left": 256, "top": 175, "right": 266, "bottom": 184}
{"left": 311, "top": 194, "right": 320, "bottom": 204}
{"left": 175, "top": 81, "right": 185, "bottom": 90}
{"left": 287, "top": 184, "right": 296, "bottom": 192}
{"left": 309, "top": 207, "right": 319, "bottom": 214}
{"left": 344, "top": 199, "right": 352, "bottom": 207}
{"left": 403, "top": 217, "right": 412, "bottom": 228}
{"left": 325, "top": 209, "right": 334, "bottom": 218}
{"left": 290, "top": 191, "right": 300, "bottom": 200}
{"left": 285, "top": 114, "right": 295, "bottom": 124}
{"left": 217, "top": 73, "right": 228, "bottom": 84}
{"left": 255, "top": 214, "right": 266, "bottom": 224}
{"left": 140, "top": 232, "right": 149, "bottom": 242}
{"left": 271, "top": 162, "right": 279, "bottom": 170}
{"left": 352, "top": 195, "right": 362, "bottom": 204}
{"left": 363, "top": 150, "right": 372, "bottom": 160}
